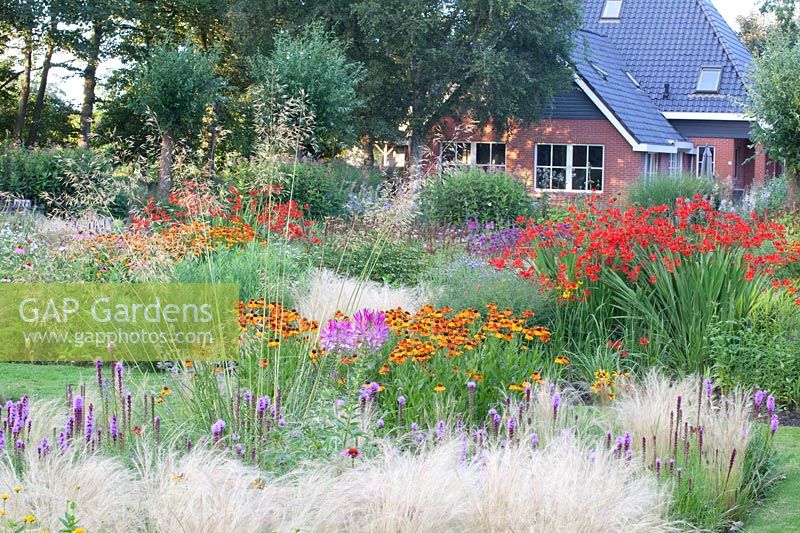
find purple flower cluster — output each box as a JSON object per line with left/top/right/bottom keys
{"left": 466, "top": 227, "right": 521, "bottom": 259}
{"left": 319, "top": 308, "right": 390, "bottom": 354}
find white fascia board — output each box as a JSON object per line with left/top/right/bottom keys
{"left": 662, "top": 112, "right": 749, "bottom": 121}
{"left": 574, "top": 76, "right": 677, "bottom": 154}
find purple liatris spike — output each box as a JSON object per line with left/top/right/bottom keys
{"left": 37, "top": 436, "right": 51, "bottom": 457}
{"left": 766, "top": 395, "right": 776, "bottom": 415}
{"left": 605, "top": 430, "right": 612, "bottom": 449}
{"left": 623, "top": 432, "right": 632, "bottom": 451}
{"left": 655, "top": 458, "right": 662, "bottom": 478}
{"left": 257, "top": 396, "right": 270, "bottom": 416}
{"left": 236, "top": 444, "right": 244, "bottom": 456}
{"left": 770, "top": 414, "right": 779, "bottom": 436}
{"left": 492, "top": 412, "right": 501, "bottom": 434}
{"left": 507, "top": 417, "right": 516, "bottom": 440}
{"left": 754, "top": 390, "right": 766, "bottom": 411}
{"left": 110, "top": 415, "right": 119, "bottom": 443}
{"left": 96, "top": 359, "right": 103, "bottom": 388}
{"left": 552, "top": 392, "right": 561, "bottom": 419}
{"left": 435, "top": 420, "right": 446, "bottom": 441}
{"left": 467, "top": 381, "right": 476, "bottom": 392}
{"left": 15, "top": 439, "right": 24, "bottom": 452}
{"left": 85, "top": 404, "right": 94, "bottom": 443}
{"left": 57, "top": 432, "right": 68, "bottom": 453}
{"left": 376, "top": 418, "right": 385, "bottom": 429}
{"left": 115, "top": 361, "right": 124, "bottom": 394}
{"left": 211, "top": 419, "right": 226, "bottom": 442}
{"left": 0, "top": 428, "right": 4, "bottom": 449}
{"left": 531, "top": 433, "right": 539, "bottom": 449}
{"left": 704, "top": 378, "right": 713, "bottom": 399}
{"left": 411, "top": 422, "right": 420, "bottom": 432}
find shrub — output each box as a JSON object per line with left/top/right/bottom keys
{"left": 626, "top": 173, "right": 718, "bottom": 208}
{"left": 419, "top": 169, "right": 533, "bottom": 225}
{"left": 0, "top": 144, "right": 121, "bottom": 214}
{"left": 317, "top": 236, "right": 432, "bottom": 286}
{"left": 282, "top": 161, "right": 381, "bottom": 220}
{"left": 751, "top": 174, "right": 788, "bottom": 215}
{"left": 171, "top": 241, "right": 306, "bottom": 304}
{"left": 425, "top": 256, "right": 553, "bottom": 320}
{"left": 710, "top": 294, "right": 800, "bottom": 408}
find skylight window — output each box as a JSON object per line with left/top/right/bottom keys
{"left": 625, "top": 71, "right": 640, "bottom": 88}
{"left": 601, "top": 0, "right": 623, "bottom": 19}
{"left": 696, "top": 67, "right": 722, "bottom": 93}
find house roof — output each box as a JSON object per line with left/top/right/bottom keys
{"left": 572, "top": 29, "right": 687, "bottom": 149}
{"left": 581, "top": 0, "right": 754, "bottom": 114}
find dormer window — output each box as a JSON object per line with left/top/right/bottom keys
{"left": 696, "top": 67, "right": 722, "bottom": 93}
{"left": 601, "top": 0, "right": 623, "bottom": 19}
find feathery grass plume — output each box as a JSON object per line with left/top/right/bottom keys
{"left": 292, "top": 268, "right": 428, "bottom": 323}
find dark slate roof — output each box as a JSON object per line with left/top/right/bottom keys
{"left": 572, "top": 30, "right": 686, "bottom": 146}
{"left": 581, "top": 0, "right": 754, "bottom": 114}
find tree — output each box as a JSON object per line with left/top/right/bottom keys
{"left": 133, "top": 46, "right": 222, "bottom": 198}
{"left": 352, "top": 0, "right": 580, "bottom": 173}
{"left": 252, "top": 24, "right": 365, "bottom": 157}
{"left": 737, "top": 11, "right": 773, "bottom": 56}
{"left": 761, "top": 0, "right": 798, "bottom": 35}
{"left": 748, "top": 33, "right": 800, "bottom": 209}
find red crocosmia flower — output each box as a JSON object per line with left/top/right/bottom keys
{"left": 639, "top": 337, "right": 649, "bottom": 346}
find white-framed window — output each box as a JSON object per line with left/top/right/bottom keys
{"left": 696, "top": 145, "right": 716, "bottom": 177}
{"left": 535, "top": 144, "right": 604, "bottom": 192}
{"left": 696, "top": 67, "right": 722, "bottom": 93}
{"left": 601, "top": 0, "right": 623, "bottom": 19}
{"left": 669, "top": 152, "right": 684, "bottom": 176}
{"left": 441, "top": 141, "right": 506, "bottom": 173}
{"left": 643, "top": 153, "right": 660, "bottom": 177}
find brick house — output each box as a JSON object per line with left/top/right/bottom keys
{"left": 433, "top": 0, "right": 776, "bottom": 198}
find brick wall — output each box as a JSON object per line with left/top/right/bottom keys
{"left": 451, "top": 118, "right": 643, "bottom": 200}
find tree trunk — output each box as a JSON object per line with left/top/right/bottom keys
{"left": 79, "top": 22, "right": 103, "bottom": 149}
{"left": 157, "top": 131, "right": 174, "bottom": 200}
{"left": 12, "top": 31, "right": 33, "bottom": 144}
{"left": 361, "top": 135, "right": 375, "bottom": 169}
{"left": 27, "top": 24, "right": 56, "bottom": 147}
{"left": 787, "top": 166, "right": 799, "bottom": 211}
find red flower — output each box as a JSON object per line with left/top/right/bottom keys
{"left": 639, "top": 337, "right": 649, "bottom": 347}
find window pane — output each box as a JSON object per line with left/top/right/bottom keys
{"left": 442, "top": 143, "right": 456, "bottom": 164}
{"left": 697, "top": 68, "right": 721, "bottom": 92}
{"left": 457, "top": 143, "right": 471, "bottom": 164}
{"left": 589, "top": 169, "right": 603, "bottom": 190}
{"left": 476, "top": 143, "right": 491, "bottom": 165}
{"left": 573, "top": 145, "right": 587, "bottom": 168}
{"left": 552, "top": 168, "right": 567, "bottom": 189}
{"left": 602, "top": 0, "right": 622, "bottom": 18}
{"left": 537, "top": 145, "right": 551, "bottom": 166}
{"left": 553, "top": 145, "right": 567, "bottom": 167}
{"left": 536, "top": 168, "right": 551, "bottom": 189}
{"left": 589, "top": 146, "right": 603, "bottom": 167}
{"left": 491, "top": 143, "right": 506, "bottom": 165}
{"left": 572, "top": 169, "right": 587, "bottom": 190}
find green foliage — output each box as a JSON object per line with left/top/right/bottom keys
{"left": 252, "top": 24, "right": 365, "bottom": 157}
{"left": 752, "top": 174, "right": 788, "bottom": 215}
{"left": 171, "top": 241, "right": 306, "bottom": 304}
{"left": 710, "top": 294, "right": 800, "bottom": 408}
{"left": 626, "top": 173, "right": 718, "bottom": 208}
{"left": 0, "top": 144, "right": 116, "bottom": 208}
{"left": 748, "top": 33, "right": 800, "bottom": 206}
{"left": 133, "top": 46, "right": 222, "bottom": 138}
{"left": 426, "top": 256, "right": 553, "bottom": 319}
{"left": 419, "top": 169, "right": 533, "bottom": 225}
{"left": 282, "top": 161, "right": 371, "bottom": 220}
{"left": 318, "top": 236, "right": 432, "bottom": 286}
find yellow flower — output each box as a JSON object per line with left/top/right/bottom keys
{"left": 23, "top": 514, "right": 36, "bottom": 523}
{"left": 160, "top": 385, "right": 173, "bottom": 396}
{"left": 554, "top": 355, "right": 570, "bottom": 365}
{"left": 1, "top": 493, "right": 8, "bottom": 500}
{"left": 74, "top": 529, "right": 86, "bottom": 533}
{"left": 0, "top": 509, "right": 5, "bottom": 516}
{"left": 508, "top": 383, "right": 524, "bottom": 391}
{"left": 433, "top": 383, "right": 446, "bottom": 392}
{"left": 13, "top": 486, "right": 22, "bottom": 493}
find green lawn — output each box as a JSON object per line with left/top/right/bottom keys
{"left": 744, "top": 426, "right": 800, "bottom": 532}
{"left": 0, "top": 362, "right": 153, "bottom": 402}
